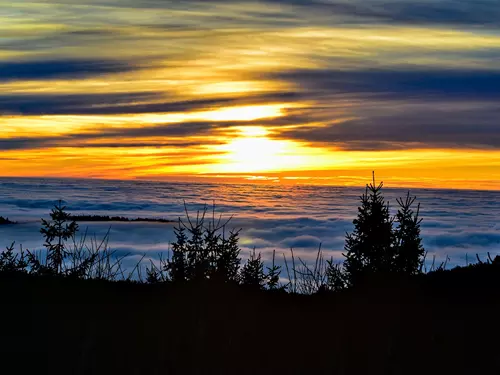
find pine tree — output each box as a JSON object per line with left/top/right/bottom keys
{"left": 166, "top": 204, "right": 242, "bottom": 284}
{"left": 185, "top": 213, "right": 207, "bottom": 280}
{"left": 265, "top": 250, "right": 281, "bottom": 290}
{"left": 343, "top": 174, "right": 395, "bottom": 285}
{"left": 40, "top": 201, "right": 78, "bottom": 275}
{"left": 214, "top": 229, "right": 241, "bottom": 283}
{"left": 166, "top": 219, "right": 188, "bottom": 282}
{"left": 240, "top": 249, "right": 266, "bottom": 289}
{"left": 0, "top": 242, "right": 28, "bottom": 274}
{"left": 325, "top": 259, "right": 346, "bottom": 291}
{"left": 394, "top": 192, "right": 425, "bottom": 275}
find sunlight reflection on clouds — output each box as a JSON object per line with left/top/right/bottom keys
{"left": 1, "top": 0, "right": 500, "bottom": 188}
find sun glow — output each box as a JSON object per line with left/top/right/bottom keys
{"left": 3, "top": 0, "right": 500, "bottom": 190}
{"left": 211, "top": 127, "right": 316, "bottom": 173}
{"left": 218, "top": 137, "right": 287, "bottom": 172}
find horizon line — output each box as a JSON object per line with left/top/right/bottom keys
{"left": 1, "top": 174, "right": 500, "bottom": 193}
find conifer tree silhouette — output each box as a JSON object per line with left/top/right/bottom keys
{"left": 213, "top": 229, "right": 241, "bottom": 283}
{"left": 0, "top": 242, "right": 28, "bottom": 274}
{"left": 40, "top": 200, "right": 78, "bottom": 275}
{"left": 343, "top": 173, "right": 395, "bottom": 285}
{"left": 326, "top": 259, "right": 346, "bottom": 291}
{"left": 394, "top": 192, "right": 425, "bottom": 274}
{"left": 185, "top": 212, "right": 207, "bottom": 280}
{"left": 166, "top": 203, "right": 241, "bottom": 283}
{"left": 166, "top": 218, "right": 188, "bottom": 282}
{"left": 240, "top": 249, "right": 266, "bottom": 289}
{"left": 266, "top": 250, "right": 281, "bottom": 290}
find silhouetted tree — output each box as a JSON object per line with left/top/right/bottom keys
{"left": 185, "top": 212, "right": 207, "bottom": 280}
{"left": 146, "top": 260, "right": 163, "bottom": 284}
{"left": 166, "top": 219, "right": 188, "bottom": 282}
{"left": 240, "top": 249, "right": 266, "bottom": 289}
{"left": 343, "top": 175, "right": 395, "bottom": 285}
{"left": 213, "top": 229, "right": 241, "bottom": 283}
{"left": 394, "top": 192, "right": 425, "bottom": 274}
{"left": 166, "top": 204, "right": 241, "bottom": 283}
{"left": 40, "top": 201, "right": 78, "bottom": 274}
{"left": 266, "top": 250, "right": 281, "bottom": 290}
{"left": 0, "top": 242, "right": 28, "bottom": 274}
{"left": 325, "top": 259, "right": 346, "bottom": 291}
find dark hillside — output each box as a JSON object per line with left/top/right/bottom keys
{"left": 1, "top": 266, "right": 498, "bottom": 375}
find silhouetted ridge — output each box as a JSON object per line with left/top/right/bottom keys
{"left": 69, "top": 214, "right": 174, "bottom": 223}
{"left": 0, "top": 216, "right": 16, "bottom": 225}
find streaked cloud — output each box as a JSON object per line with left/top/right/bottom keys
{"left": 0, "top": 59, "right": 138, "bottom": 82}
{"left": 1, "top": 0, "right": 500, "bottom": 188}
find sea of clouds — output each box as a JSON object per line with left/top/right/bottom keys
{"left": 0, "top": 178, "right": 499, "bottom": 271}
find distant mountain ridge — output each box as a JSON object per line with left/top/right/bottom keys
{"left": 68, "top": 214, "right": 174, "bottom": 224}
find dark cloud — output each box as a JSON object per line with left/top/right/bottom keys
{"left": 0, "top": 138, "right": 52, "bottom": 151}
{"left": 0, "top": 112, "right": 310, "bottom": 150}
{"left": 264, "top": 67, "right": 500, "bottom": 150}
{"left": 72, "top": 141, "right": 218, "bottom": 149}
{"left": 0, "top": 92, "right": 159, "bottom": 115}
{"left": 0, "top": 59, "right": 137, "bottom": 82}
{"left": 98, "top": 122, "right": 218, "bottom": 138}
{"left": 23, "top": 0, "right": 500, "bottom": 28}
{"left": 0, "top": 133, "right": 220, "bottom": 151}
{"left": 278, "top": 104, "right": 500, "bottom": 150}
{"left": 0, "top": 91, "right": 299, "bottom": 116}
{"left": 0, "top": 29, "right": 122, "bottom": 52}
{"left": 272, "top": 68, "right": 500, "bottom": 100}
{"left": 262, "top": 0, "right": 500, "bottom": 27}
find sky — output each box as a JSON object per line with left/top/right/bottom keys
{"left": 1, "top": 0, "right": 500, "bottom": 189}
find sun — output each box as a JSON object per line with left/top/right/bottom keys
{"left": 222, "top": 137, "right": 286, "bottom": 172}
{"left": 211, "top": 127, "right": 312, "bottom": 173}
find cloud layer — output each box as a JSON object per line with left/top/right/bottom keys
{"left": 0, "top": 178, "right": 498, "bottom": 270}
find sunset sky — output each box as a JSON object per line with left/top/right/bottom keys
{"left": 1, "top": 0, "right": 500, "bottom": 189}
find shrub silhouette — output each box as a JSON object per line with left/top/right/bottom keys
{"left": 0, "top": 242, "right": 28, "bottom": 274}
{"left": 326, "top": 259, "right": 347, "bottom": 291}
{"left": 0, "top": 203, "right": 140, "bottom": 280}
{"left": 166, "top": 203, "right": 241, "bottom": 283}
{"left": 240, "top": 248, "right": 266, "bottom": 289}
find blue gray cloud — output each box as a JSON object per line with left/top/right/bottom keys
{"left": 271, "top": 69, "right": 500, "bottom": 100}
{"left": 0, "top": 91, "right": 299, "bottom": 116}
{"left": 276, "top": 104, "right": 500, "bottom": 150}
{"left": 82, "top": 0, "right": 500, "bottom": 27}
{"left": 0, "top": 59, "right": 138, "bottom": 82}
